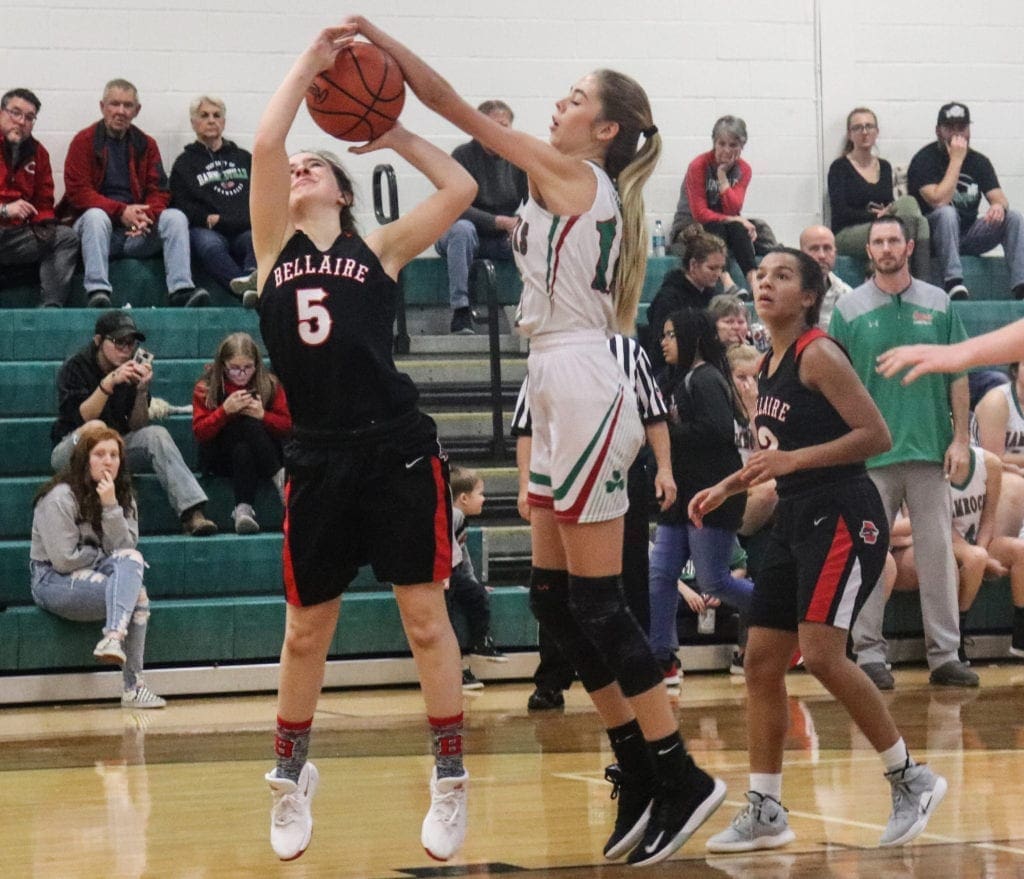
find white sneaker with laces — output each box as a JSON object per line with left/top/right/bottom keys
{"left": 120, "top": 682, "right": 166, "bottom": 709}
{"left": 879, "top": 762, "right": 947, "bottom": 846}
{"left": 94, "top": 635, "right": 126, "bottom": 665}
{"left": 266, "top": 761, "right": 319, "bottom": 861}
{"left": 421, "top": 767, "right": 468, "bottom": 861}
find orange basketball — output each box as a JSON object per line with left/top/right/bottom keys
{"left": 305, "top": 42, "right": 406, "bottom": 143}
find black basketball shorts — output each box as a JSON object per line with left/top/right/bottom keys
{"left": 281, "top": 415, "right": 453, "bottom": 607}
{"left": 751, "top": 473, "right": 888, "bottom": 632}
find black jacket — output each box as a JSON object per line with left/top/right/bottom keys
{"left": 170, "top": 140, "right": 252, "bottom": 235}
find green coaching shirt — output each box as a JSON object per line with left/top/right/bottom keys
{"left": 828, "top": 278, "right": 967, "bottom": 469}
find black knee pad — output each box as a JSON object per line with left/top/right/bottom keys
{"left": 567, "top": 574, "right": 662, "bottom": 698}
{"left": 529, "top": 567, "right": 615, "bottom": 693}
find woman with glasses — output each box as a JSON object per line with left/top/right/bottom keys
{"left": 192, "top": 332, "right": 291, "bottom": 534}
{"left": 828, "top": 108, "right": 930, "bottom": 279}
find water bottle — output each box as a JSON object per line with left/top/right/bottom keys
{"left": 698, "top": 595, "right": 716, "bottom": 635}
{"left": 652, "top": 220, "right": 666, "bottom": 257}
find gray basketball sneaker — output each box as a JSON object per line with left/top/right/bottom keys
{"left": 879, "top": 762, "right": 947, "bottom": 847}
{"left": 707, "top": 791, "right": 796, "bottom": 853}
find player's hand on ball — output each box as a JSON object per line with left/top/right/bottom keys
{"left": 309, "top": 25, "right": 353, "bottom": 70}
{"left": 348, "top": 121, "right": 407, "bottom": 154}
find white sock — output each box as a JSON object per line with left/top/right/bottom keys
{"left": 749, "top": 772, "right": 783, "bottom": 801}
{"left": 879, "top": 737, "right": 911, "bottom": 773}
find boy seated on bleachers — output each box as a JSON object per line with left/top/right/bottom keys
{"left": 447, "top": 465, "right": 507, "bottom": 691}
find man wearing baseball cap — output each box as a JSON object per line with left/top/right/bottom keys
{"left": 51, "top": 309, "right": 217, "bottom": 536}
{"left": 907, "top": 102, "right": 1024, "bottom": 300}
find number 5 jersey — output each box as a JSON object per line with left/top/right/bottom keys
{"left": 258, "top": 230, "right": 420, "bottom": 432}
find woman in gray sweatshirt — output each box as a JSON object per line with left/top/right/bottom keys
{"left": 30, "top": 424, "right": 165, "bottom": 708}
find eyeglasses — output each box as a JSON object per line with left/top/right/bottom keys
{"left": 225, "top": 364, "right": 255, "bottom": 377}
{"left": 849, "top": 123, "right": 877, "bottom": 134}
{"left": 3, "top": 106, "right": 38, "bottom": 124}
{"left": 105, "top": 336, "right": 138, "bottom": 351}
{"left": 662, "top": 330, "right": 677, "bottom": 340}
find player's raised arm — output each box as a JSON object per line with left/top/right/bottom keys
{"left": 250, "top": 27, "right": 352, "bottom": 279}
{"left": 878, "top": 318, "right": 1024, "bottom": 384}
{"left": 341, "top": 16, "right": 598, "bottom": 213}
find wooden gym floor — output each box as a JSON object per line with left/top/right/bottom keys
{"left": 2, "top": 663, "right": 1023, "bottom": 878}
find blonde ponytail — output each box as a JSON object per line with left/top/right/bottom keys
{"left": 614, "top": 132, "right": 661, "bottom": 335}
{"left": 592, "top": 69, "right": 661, "bottom": 336}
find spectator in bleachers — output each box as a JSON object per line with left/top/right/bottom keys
{"left": 830, "top": 215, "right": 977, "bottom": 689}
{"left": 969, "top": 359, "right": 1024, "bottom": 538}
{"left": 191, "top": 332, "right": 291, "bottom": 535}
{"left": 707, "top": 292, "right": 749, "bottom": 348}
{"left": 668, "top": 115, "right": 776, "bottom": 298}
{"left": 648, "top": 308, "right": 753, "bottom": 684}
{"left": 435, "top": 99, "right": 527, "bottom": 334}
{"left": 58, "top": 79, "right": 210, "bottom": 308}
{"left": 799, "top": 225, "right": 852, "bottom": 330}
{"left": 50, "top": 309, "right": 217, "bottom": 537}
{"left": 170, "top": 95, "right": 256, "bottom": 300}
{"left": 908, "top": 102, "right": 1024, "bottom": 301}
{"left": 888, "top": 446, "right": 1024, "bottom": 661}
{"left": 0, "top": 88, "right": 78, "bottom": 307}
{"left": 30, "top": 423, "right": 165, "bottom": 708}
{"left": 646, "top": 224, "right": 727, "bottom": 371}
{"left": 828, "top": 108, "right": 930, "bottom": 280}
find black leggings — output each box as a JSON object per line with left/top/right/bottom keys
{"left": 199, "top": 417, "right": 282, "bottom": 505}
{"left": 703, "top": 220, "right": 756, "bottom": 276}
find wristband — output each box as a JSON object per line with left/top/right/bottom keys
{"left": 98, "top": 379, "right": 113, "bottom": 396}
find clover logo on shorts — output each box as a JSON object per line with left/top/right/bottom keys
{"left": 604, "top": 469, "right": 625, "bottom": 494}
{"left": 860, "top": 520, "right": 879, "bottom": 545}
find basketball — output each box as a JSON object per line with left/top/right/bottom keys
{"left": 305, "top": 42, "right": 406, "bottom": 143}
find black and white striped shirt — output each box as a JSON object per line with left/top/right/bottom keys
{"left": 510, "top": 335, "right": 668, "bottom": 437}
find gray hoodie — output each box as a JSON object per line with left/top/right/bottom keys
{"left": 30, "top": 483, "right": 138, "bottom": 573}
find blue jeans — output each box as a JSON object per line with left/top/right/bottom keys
{"left": 928, "top": 204, "right": 1024, "bottom": 289}
{"left": 74, "top": 207, "right": 195, "bottom": 296}
{"left": 648, "top": 522, "right": 754, "bottom": 661}
{"left": 52, "top": 424, "right": 207, "bottom": 517}
{"left": 435, "top": 219, "right": 513, "bottom": 310}
{"left": 31, "top": 552, "right": 149, "bottom": 689}
{"left": 189, "top": 227, "right": 255, "bottom": 292}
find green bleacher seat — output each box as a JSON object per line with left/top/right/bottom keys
{"left": 0, "top": 307, "right": 260, "bottom": 362}
{"left": 1, "top": 585, "right": 536, "bottom": 672}
{"left": 0, "top": 258, "right": 239, "bottom": 309}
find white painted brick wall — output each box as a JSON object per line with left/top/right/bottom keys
{"left": 6, "top": 1, "right": 1024, "bottom": 250}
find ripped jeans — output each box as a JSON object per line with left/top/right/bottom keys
{"left": 31, "top": 551, "right": 150, "bottom": 690}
